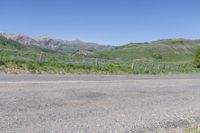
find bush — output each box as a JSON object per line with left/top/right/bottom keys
{"left": 0, "top": 60, "right": 5, "bottom": 65}
{"left": 152, "top": 53, "right": 163, "bottom": 60}
{"left": 194, "top": 47, "right": 200, "bottom": 68}
{"left": 27, "top": 63, "right": 36, "bottom": 70}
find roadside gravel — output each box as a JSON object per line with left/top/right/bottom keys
{"left": 0, "top": 74, "right": 200, "bottom": 132}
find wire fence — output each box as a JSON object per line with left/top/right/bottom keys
{"left": 66, "top": 57, "right": 200, "bottom": 74}
{"left": 3, "top": 51, "right": 200, "bottom": 74}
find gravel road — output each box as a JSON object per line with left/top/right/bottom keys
{"left": 0, "top": 74, "right": 200, "bottom": 133}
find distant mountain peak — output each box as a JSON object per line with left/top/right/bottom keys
{"left": 0, "top": 32, "right": 113, "bottom": 54}
{"left": 33, "top": 35, "right": 65, "bottom": 42}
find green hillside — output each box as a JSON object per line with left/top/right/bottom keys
{"left": 0, "top": 36, "right": 128, "bottom": 74}
{"left": 99, "top": 39, "right": 200, "bottom": 63}
{"left": 0, "top": 36, "right": 200, "bottom": 74}
{"left": 0, "top": 36, "right": 69, "bottom": 73}
{"left": 0, "top": 36, "right": 67, "bottom": 63}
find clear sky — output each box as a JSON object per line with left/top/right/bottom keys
{"left": 1, "top": 0, "right": 200, "bottom": 45}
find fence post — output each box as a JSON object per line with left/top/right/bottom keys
{"left": 131, "top": 59, "right": 135, "bottom": 70}
{"left": 39, "top": 51, "right": 45, "bottom": 64}
{"left": 95, "top": 58, "right": 98, "bottom": 66}
{"left": 157, "top": 64, "right": 160, "bottom": 69}
{"left": 131, "top": 63, "right": 134, "bottom": 70}
{"left": 163, "top": 64, "right": 166, "bottom": 70}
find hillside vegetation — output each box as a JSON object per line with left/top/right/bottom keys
{"left": 194, "top": 46, "right": 200, "bottom": 68}
{"left": 100, "top": 39, "right": 200, "bottom": 63}
{"left": 0, "top": 36, "right": 129, "bottom": 74}
{"left": 0, "top": 35, "right": 200, "bottom": 74}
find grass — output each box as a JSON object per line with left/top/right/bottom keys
{"left": 99, "top": 39, "right": 200, "bottom": 63}
{"left": 1, "top": 56, "right": 199, "bottom": 75}
{"left": 0, "top": 36, "right": 200, "bottom": 74}
{"left": 194, "top": 47, "right": 200, "bottom": 68}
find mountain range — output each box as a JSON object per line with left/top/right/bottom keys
{"left": 1, "top": 31, "right": 200, "bottom": 75}
{"left": 1, "top": 32, "right": 200, "bottom": 62}
{"left": 0, "top": 32, "right": 113, "bottom": 54}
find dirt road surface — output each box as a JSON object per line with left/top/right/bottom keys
{"left": 0, "top": 74, "right": 200, "bottom": 132}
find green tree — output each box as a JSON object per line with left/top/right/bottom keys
{"left": 194, "top": 47, "right": 200, "bottom": 68}
{"left": 152, "top": 53, "right": 163, "bottom": 60}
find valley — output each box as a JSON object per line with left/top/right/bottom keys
{"left": 0, "top": 32, "right": 200, "bottom": 75}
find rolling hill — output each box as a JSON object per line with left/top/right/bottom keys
{"left": 1, "top": 32, "right": 200, "bottom": 74}
{"left": 1, "top": 32, "right": 200, "bottom": 64}
{"left": 99, "top": 39, "right": 200, "bottom": 63}
{"left": 0, "top": 35, "right": 69, "bottom": 71}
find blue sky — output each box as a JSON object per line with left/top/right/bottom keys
{"left": 1, "top": 0, "right": 200, "bottom": 45}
